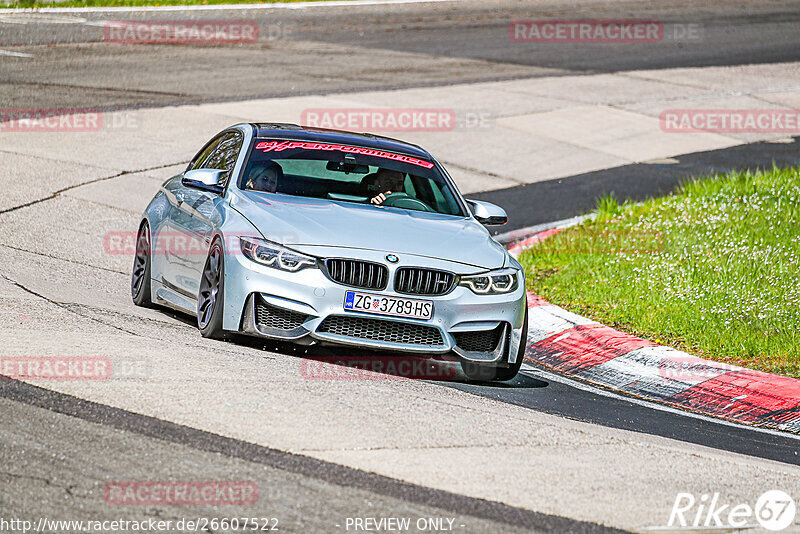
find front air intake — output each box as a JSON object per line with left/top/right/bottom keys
{"left": 325, "top": 259, "right": 389, "bottom": 290}
{"left": 317, "top": 316, "right": 445, "bottom": 347}
{"left": 395, "top": 267, "right": 456, "bottom": 296}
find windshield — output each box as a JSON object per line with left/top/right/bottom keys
{"left": 238, "top": 139, "right": 465, "bottom": 216}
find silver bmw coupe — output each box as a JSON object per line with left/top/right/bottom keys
{"left": 132, "top": 123, "right": 528, "bottom": 381}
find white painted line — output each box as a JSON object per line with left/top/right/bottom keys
{"left": 0, "top": 49, "right": 33, "bottom": 58}
{"left": 0, "top": 0, "right": 455, "bottom": 14}
{"left": 521, "top": 364, "right": 800, "bottom": 442}
{"left": 0, "top": 13, "right": 87, "bottom": 23}
{"left": 643, "top": 157, "right": 679, "bottom": 165}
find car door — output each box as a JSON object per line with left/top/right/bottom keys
{"left": 160, "top": 134, "right": 224, "bottom": 295}
{"left": 169, "top": 131, "right": 244, "bottom": 298}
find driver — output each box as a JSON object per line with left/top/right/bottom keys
{"left": 370, "top": 168, "right": 406, "bottom": 205}
{"left": 245, "top": 161, "right": 283, "bottom": 193}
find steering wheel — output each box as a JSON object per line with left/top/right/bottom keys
{"left": 380, "top": 192, "right": 434, "bottom": 212}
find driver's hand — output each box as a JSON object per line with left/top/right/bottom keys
{"left": 370, "top": 191, "right": 392, "bottom": 205}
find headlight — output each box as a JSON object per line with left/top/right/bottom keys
{"left": 459, "top": 268, "right": 519, "bottom": 295}
{"left": 239, "top": 237, "right": 317, "bottom": 272}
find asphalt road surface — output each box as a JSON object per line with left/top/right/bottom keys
{"left": 2, "top": 0, "right": 800, "bottom": 532}
{"left": 1, "top": 0, "right": 800, "bottom": 109}
{"left": 0, "top": 384, "right": 614, "bottom": 534}
{"left": 478, "top": 135, "right": 800, "bottom": 231}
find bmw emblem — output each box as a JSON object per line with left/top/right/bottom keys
{"left": 386, "top": 254, "right": 399, "bottom": 263}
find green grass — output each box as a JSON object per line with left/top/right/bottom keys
{"left": 518, "top": 166, "right": 800, "bottom": 378}
{"left": 2, "top": 0, "right": 345, "bottom": 9}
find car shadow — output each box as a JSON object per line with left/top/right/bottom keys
{"left": 230, "top": 333, "right": 546, "bottom": 388}
{"left": 454, "top": 374, "right": 548, "bottom": 389}
{"left": 153, "top": 306, "right": 544, "bottom": 388}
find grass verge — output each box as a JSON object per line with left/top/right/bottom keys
{"left": 518, "top": 166, "right": 800, "bottom": 378}
{"left": 2, "top": 0, "right": 345, "bottom": 9}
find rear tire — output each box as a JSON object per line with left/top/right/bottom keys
{"left": 461, "top": 305, "right": 528, "bottom": 382}
{"left": 131, "top": 221, "right": 154, "bottom": 308}
{"left": 197, "top": 238, "right": 228, "bottom": 339}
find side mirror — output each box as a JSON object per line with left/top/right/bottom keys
{"left": 182, "top": 169, "right": 225, "bottom": 194}
{"left": 466, "top": 200, "right": 508, "bottom": 226}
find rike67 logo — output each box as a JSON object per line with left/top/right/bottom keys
{"left": 664, "top": 490, "right": 796, "bottom": 531}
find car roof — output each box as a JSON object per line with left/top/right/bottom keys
{"left": 250, "top": 123, "right": 433, "bottom": 160}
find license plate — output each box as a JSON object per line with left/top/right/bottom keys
{"left": 344, "top": 291, "right": 433, "bottom": 320}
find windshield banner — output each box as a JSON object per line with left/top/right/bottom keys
{"left": 254, "top": 140, "right": 434, "bottom": 169}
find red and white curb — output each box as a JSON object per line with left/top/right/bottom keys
{"left": 507, "top": 227, "right": 800, "bottom": 433}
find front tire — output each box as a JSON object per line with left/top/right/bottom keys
{"left": 461, "top": 306, "right": 528, "bottom": 382}
{"left": 131, "top": 221, "right": 154, "bottom": 308}
{"left": 197, "top": 238, "right": 227, "bottom": 339}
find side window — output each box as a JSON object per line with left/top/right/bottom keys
{"left": 202, "top": 132, "right": 243, "bottom": 185}
{"left": 429, "top": 179, "right": 446, "bottom": 207}
{"left": 411, "top": 176, "right": 459, "bottom": 215}
{"left": 188, "top": 136, "right": 223, "bottom": 171}
{"left": 404, "top": 175, "right": 416, "bottom": 197}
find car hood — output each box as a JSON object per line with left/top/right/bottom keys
{"left": 231, "top": 192, "right": 507, "bottom": 269}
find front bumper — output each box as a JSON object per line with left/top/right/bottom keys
{"left": 222, "top": 247, "right": 527, "bottom": 364}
